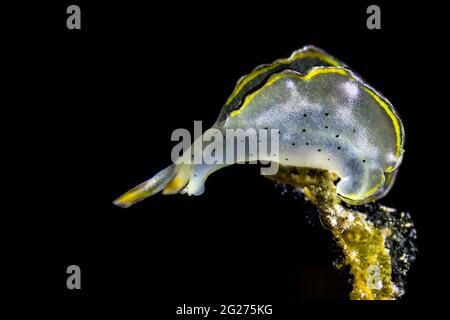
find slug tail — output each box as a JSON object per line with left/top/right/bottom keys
{"left": 113, "top": 164, "right": 179, "bottom": 208}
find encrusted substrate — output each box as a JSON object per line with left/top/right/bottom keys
{"left": 267, "top": 166, "right": 417, "bottom": 300}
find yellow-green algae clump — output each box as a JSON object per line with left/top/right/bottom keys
{"left": 267, "top": 166, "right": 416, "bottom": 300}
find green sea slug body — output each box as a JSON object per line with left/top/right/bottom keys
{"left": 114, "top": 45, "right": 404, "bottom": 208}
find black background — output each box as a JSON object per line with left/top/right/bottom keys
{"left": 5, "top": 0, "right": 447, "bottom": 316}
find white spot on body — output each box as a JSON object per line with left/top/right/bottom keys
{"left": 343, "top": 81, "right": 359, "bottom": 100}
{"left": 385, "top": 152, "right": 397, "bottom": 164}
{"left": 285, "top": 79, "right": 296, "bottom": 91}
